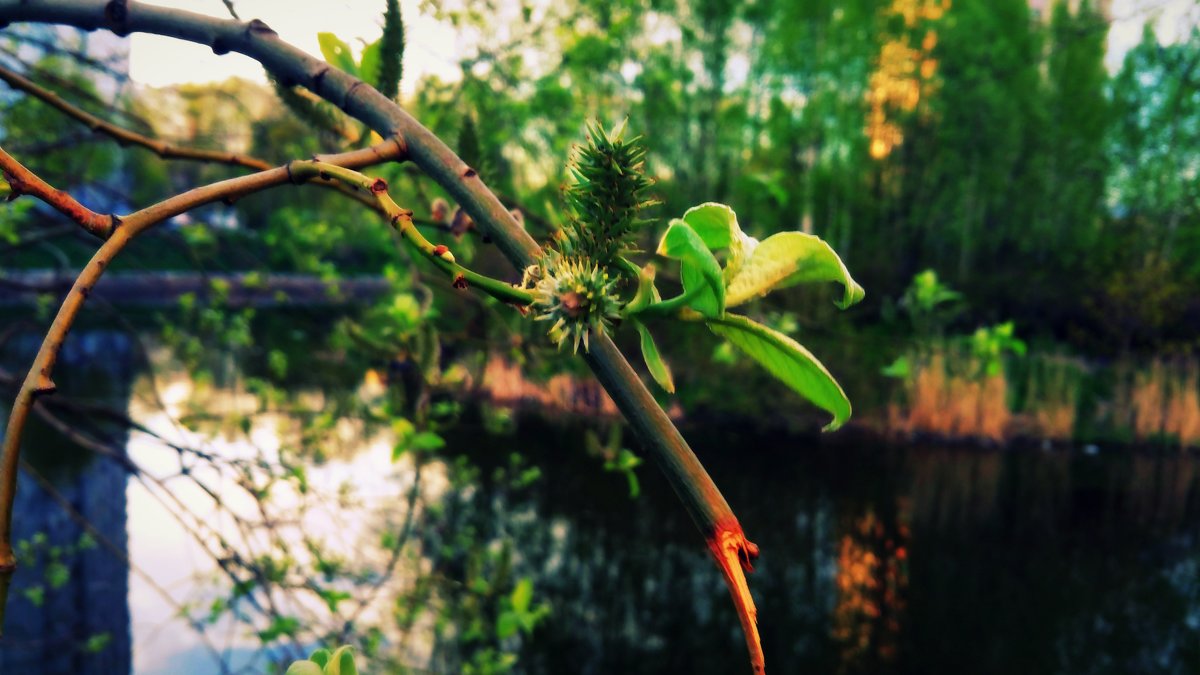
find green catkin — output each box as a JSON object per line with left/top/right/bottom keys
{"left": 533, "top": 253, "right": 622, "bottom": 353}
{"left": 558, "top": 122, "right": 658, "bottom": 265}
{"left": 378, "top": 0, "right": 405, "bottom": 98}
{"left": 531, "top": 123, "right": 656, "bottom": 352}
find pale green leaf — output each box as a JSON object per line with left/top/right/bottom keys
{"left": 410, "top": 431, "right": 445, "bottom": 451}
{"left": 324, "top": 646, "right": 357, "bottom": 675}
{"left": 725, "top": 231, "right": 864, "bottom": 309}
{"left": 317, "top": 33, "right": 358, "bottom": 75}
{"left": 633, "top": 320, "right": 675, "bottom": 393}
{"left": 496, "top": 611, "right": 520, "bottom": 639}
{"left": 359, "top": 38, "right": 382, "bottom": 87}
{"left": 285, "top": 662, "right": 323, "bottom": 675}
{"left": 511, "top": 578, "right": 533, "bottom": 614}
{"left": 680, "top": 202, "right": 757, "bottom": 281}
{"left": 707, "top": 313, "right": 851, "bottom": 431}
{"left": 656, "top": 219, "right": 725, "bottom": 318}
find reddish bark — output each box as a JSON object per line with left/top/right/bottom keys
{"left": 707, "top": 517, "right": 765, "bottom": 674}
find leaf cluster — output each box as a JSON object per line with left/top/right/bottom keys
{"left": 633, "top": 202, "right": 865, "bottom": 430}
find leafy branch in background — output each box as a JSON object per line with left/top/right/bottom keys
{"left": 0, "top": 4, "right": 864, "bottom": 672}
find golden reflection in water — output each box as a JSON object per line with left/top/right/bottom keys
{"left": 832, "top": 502, "right": 911, "bottom": 673}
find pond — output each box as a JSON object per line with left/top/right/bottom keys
{"left": 0, "top": 331, "right": 1197, "bottom": 674}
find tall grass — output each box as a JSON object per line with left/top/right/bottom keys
{"left": 888, "top": 347, "right": 1090, "bottom": 444}
{"left": 1111, "top": 359, "right": 1200, "bottom": 448}
{"left": 1023, "top": 355, "right": 1086, "bottom": 442}
{"left": 887, "top": 345, "right": 1010, "bottom": 443}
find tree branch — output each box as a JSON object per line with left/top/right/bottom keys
{"left": 0, "top": 63, "right": 273, "bottom": 171}
{"left": 0, "top": 3, "right": 764, "bottom": 670}
{"left": 289, "top": 160, "right": 534, "bottom": 306}
{"left": 0, "top": 145, "right": 118, "bottom": 238}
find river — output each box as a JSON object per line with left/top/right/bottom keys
{"left": 0, "top": 330, "right": 1197, "bottom": 674}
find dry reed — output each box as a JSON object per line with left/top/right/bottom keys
{"left": 888, "top": 347, "right": 1010, "bottom": 443}
{"left": 1113, "top": 359, "right": 1200, "bottom": 448}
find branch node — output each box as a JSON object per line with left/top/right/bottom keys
{"left": 33, "top": 375, "right": 56, "bottom": 397}
{"left": 369, "top": 178, "right": 388, "bottom": 193}
{"left": 340, "top": 81, "right": 365, "bottom": 111}
{"left": 391, "top": 134, "right": 408, "bottom": 159}
{"left": 461, "top": 166, "right": 477, "bottom": 179}
{"left": 211, "top": 39, "right": 230, "bottom": 56}
{"left": 246, "top": 19, "right": 277, "bottom": 37}
{"left": 452, "top": 273, "right": 468, "bottom": 290}
{"left": 311, "top": 65, "right": 331, "bottom": 92}
{"left": 104, "top": 0, "right": 129, "bottom": 35}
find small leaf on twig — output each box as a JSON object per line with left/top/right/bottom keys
{"left": 656, "top": 219, "right": 725, "bottom": 318}
{"left": 634, "top": 320, "right": 675, "bottom": 393}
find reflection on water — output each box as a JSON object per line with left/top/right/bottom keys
{"left": 0, "top": 347, "right": 1198, "bottom": 673}
{"left": 433, "top": 423, "right": 1200, "bottom": 675}
{"left": 0, "top": 331, "right": 134, "bottom": 673}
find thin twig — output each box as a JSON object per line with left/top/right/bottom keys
{"left": 290, "top": 160, "right": 534, "bottom": 306}
{"left": 0, "top": 145, "right": 117, "bottom": 239}
{"left": 0, "top": 64, "right": 272, "bottom": 172}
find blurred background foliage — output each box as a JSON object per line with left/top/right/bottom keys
{"left": 3, "top": 0, "right": 1200, "bottom": 438}
{"left": 3, "top": 1, "right": 1200, "bottom": 670}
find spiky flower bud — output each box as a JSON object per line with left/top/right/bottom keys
{"left": 559, "top": 122, "right": 657, "bottom": 265}
{"left": 532, "top": 254, "right": 621, "bottom": 353}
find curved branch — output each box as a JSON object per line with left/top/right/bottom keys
{"left": 0, "top": 145, "right": 117, "bottom": 238}
{"left": 0, "top": 63, "right": 273, "bottom": 171}
{"left": 0, "top": 3, "right": 764, "bottom": 670}
{"left": 289, "top": 160, "right": 534, "bottom": 306}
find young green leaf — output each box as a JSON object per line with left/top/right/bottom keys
{"left": 410, "top": 431, "right": 446, "bottom": 451}
{"left": 707, "top": 313, "right": 852, "bottom": 430}
{"left": 325, "top": 646, "right": 358, "bottom": 675}
{"left": 497, "top": 611, "right": 520, "bottom": 639}
{"left": 679, "top": 202, "right": 757, "bottom": 281}
{"left": 725, "top": 232, "right": 865, "bottom": 309}
{"left": 634, "top": 320, "right": 675, "bottom": 393}
{"left": 359, "top": 38, "right": 382, "bottom": 86}
{"left": 317, "top": 33, "right": 358, "bottom": 76}
{"left": 511, "top": 578, "right": 533, "bottom": 614}
{"left": 285, "top": 662, "right": 323, "bottom": 675}
{"left": 656, "top": 219, "right": 725, "bottom": 318}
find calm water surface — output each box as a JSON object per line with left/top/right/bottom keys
{"left": 0, "top": 335, "right": 1197, "bottom": 674}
